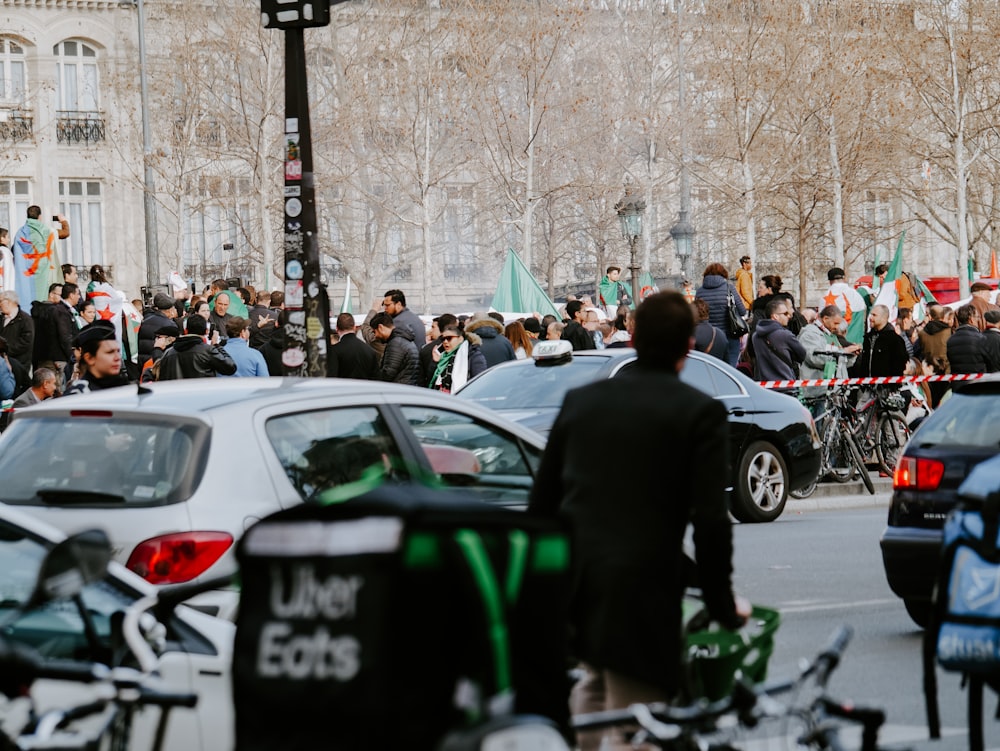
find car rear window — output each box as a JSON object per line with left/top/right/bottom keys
{"left": 457, "top": 359, "right": 606, "bottom": 409}
{"left": 0, "top": 416, "right": 208, "bottom": 506}
{"left": 913, "top": 390, "right": 1000, "bottom": 448}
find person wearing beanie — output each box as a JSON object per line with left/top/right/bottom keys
{"left": 138, "top": 292, "right": 180, "bottom": 369}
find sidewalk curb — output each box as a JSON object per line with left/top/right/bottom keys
{"left": 787, "top": 491, "right": 891, "bottom": 513}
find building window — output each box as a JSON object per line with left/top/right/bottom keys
{"left": 0, "top": 38, "right": 26, "bottom": 106}
{"left": 182, "top": 201, "right": 253, "bottom": 282}
{"left": 58, "top": 180, "right": 104, "bottom": 268}
{"left": 54, "top": 40, "right": 99, "bottom": 112}
{"left": 54, "top": 41, "right": 104, "bottom": 144}
{"left": 0, "top": 179, "right": 30, "bottom": 236}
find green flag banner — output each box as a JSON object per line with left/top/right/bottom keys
{"left": 490, "top": 249, "right": 560, "bottom": 318}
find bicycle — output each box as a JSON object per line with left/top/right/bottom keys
{"left": 842, "top": 384, "right": 910, "bottom": 477}
{"left": 793, "top": 383, "right": 874, "bottom": 497}
{"left": 572, "top": 626, "right": 890, "bottom": 751}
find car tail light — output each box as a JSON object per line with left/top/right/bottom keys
{"left": 126, "top": 532, "right": 233, "bottom": 585}
{"left": 893, "top": 456, "right": 945, "bottom": 492}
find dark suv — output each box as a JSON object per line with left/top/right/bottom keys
{"left": 880, "top": 378, "right": 1000, "bottom": 626}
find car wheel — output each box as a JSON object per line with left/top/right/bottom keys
{"left": 733, "top": 441, "right": 788, "bottom": 523}
{"left": 904, "top": 598, "right": 931, "bottom": 629}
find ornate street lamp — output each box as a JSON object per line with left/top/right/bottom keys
{"left": 616, "top": 188, "right": 646, "bottom": 308}
{"left": 670, "top": 210, "right": 695, "bottom": 279}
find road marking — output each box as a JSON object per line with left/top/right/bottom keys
{"left": 775, "top": 598, "right": 897, "bottom": 614}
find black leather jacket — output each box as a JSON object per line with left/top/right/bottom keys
{"left": 156, "top": 335, "right": 237, "bottom": 380}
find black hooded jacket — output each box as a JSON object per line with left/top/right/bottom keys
{"left": 156, "top": 335, "right": 237, "bottom": 380}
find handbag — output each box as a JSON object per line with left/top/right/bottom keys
{"left": 924, "top": 492, "right": 1000, "bottom": 751}
{"left": 726, "top": 289, "right": 749, "bottom": 339}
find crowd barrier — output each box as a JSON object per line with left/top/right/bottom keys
{"left": 755, "top": 373, "right": 988, "bottom": 390}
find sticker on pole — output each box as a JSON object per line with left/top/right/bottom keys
{"left": 286, "top": 281, "right": 304, "bottom": 307}
{"left": 285, "top": 198, "right": 302, "bottom": 218}
{"left": 282, "top": 347, "right": 306, "bottom": 368}
{"left": 286, "top": 259, "right": 304, "bottom": 280}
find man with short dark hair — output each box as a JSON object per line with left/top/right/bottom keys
{"left": 370, "top": 311, "right": 419, "bottom": 385}
{"left": 221, "top": 317, "right": 268, "bottom": 377}
{"left": 947, "top": 304, "right": 988, "bottom": 375}
{"left": 751, "top": 298, "right": 805, "bottom": 382}
{"left": 61, "top": 263, "right": 78, "bottom": 286}
{"left": 530, "top": 291, "right": 746, "bottom": 737}
{"left": 328, "top": 313, "right": 379, "bottom": 380}
{"left": 735, "top": 255, "right": 754, "bottom": 309}
{"left": 598, "top": 265, "right": 633, "bottom": 318}
{"left": 561, "top": 300, "right": 596, "bottom": 351}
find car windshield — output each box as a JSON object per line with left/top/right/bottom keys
{"left": 914, "top": 390, "right": 1000, "bottom": 448}
{"left": 457, "top": 358, "right": 608, "bottom": 409}
{"left": 0, "top": 416, "right": 207, "bottom": 506}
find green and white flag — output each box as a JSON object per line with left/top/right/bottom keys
{"left": 339, "top": 275, "right": 353, "bottom": 314}
{"left": 490, "top": 249, "right": 560, "bottom": 318}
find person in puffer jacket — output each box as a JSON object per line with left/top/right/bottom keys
{"left": 464, "top": 312, "right": 517, "bottom": 368}
{"left": 371, "top": 312, "right": 420, "bottom": 385}
{"left": 695, "top": 262, "right": 746, "bottom": 367}
{"left": 156, "top": 314, "right": 237, "bottom": 380}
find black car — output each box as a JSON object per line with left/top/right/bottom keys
{"left": 456, "top": 342, "right": 821, "bottom": 523}
{"left": 881, "top": 378, "right": 1000, "bottom": 627}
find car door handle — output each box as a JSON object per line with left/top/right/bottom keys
{"left": 728, "top": 408, "right": 747, "bottom": 417}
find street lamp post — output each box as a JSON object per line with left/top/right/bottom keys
{"left": 616, "top": 188, "right": 646, "bottom": 308}
{"left": 133, "top": 0, "right": 159, "bottom": 288}
{"left": 671, "top": 0, "right": 696, "bottom": 281}
{"left": 261, "top": 0, "right": 336, "bottom": 377}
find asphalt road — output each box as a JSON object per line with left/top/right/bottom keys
{"left": 729, "top": 506, "right": 995, "bottom": 750}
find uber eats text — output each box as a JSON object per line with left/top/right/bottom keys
{"left": 257, "top": 565, "right": 364, "bottom": 681}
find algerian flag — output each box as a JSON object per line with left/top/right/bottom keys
{"left": 910, "top": 273, "right": 938, "bottom": 322}
{"left": 339, "top": 275, "right": 353, "bottom": 314}
{"left": 823, "top": 281, "right": 867, "bottom": 345}
{"left": 873, "top": 232, "right": 905, "bottom": 317}
{"left": 490, "top": 248, "right": 560, "bottom": 318}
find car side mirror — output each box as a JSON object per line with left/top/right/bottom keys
{"left": 27, "top": 529, "right": 112, "bottom": 610}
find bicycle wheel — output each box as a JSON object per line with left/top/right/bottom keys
{"left": 824, "top": 420, "right": 857, "bottom": 483}
{"left": 875, "top": 411, "right": 910, "bottom": 476}
{"left": 844, "top": 428, "right": 875, "bottom": 495}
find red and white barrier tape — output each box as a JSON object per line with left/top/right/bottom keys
{"left": 757, "top": 373, "right": 989, "bottom": 389}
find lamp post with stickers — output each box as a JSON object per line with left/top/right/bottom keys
{"left": 260, "top": 0, "right": 340, "bottom": 377}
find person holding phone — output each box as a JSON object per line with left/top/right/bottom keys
{"left": 427, "top": 324, "right": 486, "bottom": 392}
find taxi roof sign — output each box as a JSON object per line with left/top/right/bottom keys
{"left": 532, "top": 339, "right": 573, "bottom": 365}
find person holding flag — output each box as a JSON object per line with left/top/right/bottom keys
{"left": 872, "top": 233, "right": 920, "bottom": 321}
{"left": 822, "top": 267, "right": 867, "bottom": 344}
{"left": 598, "top": 265, "right": 632, "bottom": 318}
{"left": 13, "top": 206, "right": 67, "bottom": 305}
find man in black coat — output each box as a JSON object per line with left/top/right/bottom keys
{"left": 0, "top": 290, "right": 35, "bottom": 372}
{"left": 529, "top": 291, "right": 746, "bottom": 728}
{"left": 560, "top": 300, "right": 596, "bottom": 351}
{"left": 370, "top": 312, "right": 419, "bottom": 385}
{"left": 156, "top": 314, "right": 237, "bottom": 379}
{"left": 138, "top": 293, "right": 179, "bottom": 369}
{"left": 947, "top": 304, "right": 988, "bottom": 375}
{"left": 328, "top": 313, "right": 379, "bottom": 380}
{"left": 856, "top": 304, "right": 908, "bottom": 377}
{"left": 983, "top": 310, "right": 1000, "bottom": 372}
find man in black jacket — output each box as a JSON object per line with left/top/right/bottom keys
{"left": 560, "top": 300, "right": 596, "bottom": 351}
{"left": 983, "top": 310, "right": 1000, "bottom": 372}
{"left": 137, "top": 293, "right": 178, "bottom": 369}
{"left": 947, "top": 304, "right": 987, "bottom": 375}
{"left": 530, "top": 291, "right": 746, "bottom": 740}
{"left": 857, "top": 304, "right": 908, "bottom": 377}
{"left": 328, "top": 313, "right": 379, "bottom": 380}
{"left": 371, "top": 312, "right": 419, "bottom": 385}
{"left": 0, "top": 290, "right": 34, "bottom": 372}
{"left": 156, "top": 314, "right": 236, "bottom": 379}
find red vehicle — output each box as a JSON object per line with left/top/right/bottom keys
{"left": 853, "top": 275, "right": 998, "bottom": 305}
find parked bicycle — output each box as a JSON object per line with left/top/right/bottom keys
{"left": 792, "top": 382, "right": 874, "bottom": 498}
{"left": 572, "top": 626, "right": 890, "bottom": 751}
{"left": 843, "top": 384, "right": 910, "bottom": 477}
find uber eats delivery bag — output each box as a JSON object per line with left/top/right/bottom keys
{"left": 233, "top": 483, "right": 572, "bottom": 751}
{"left": 924, "top": 483, "right": 1000, "bottom": 751}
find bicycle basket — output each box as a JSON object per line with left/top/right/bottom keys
{"left": 681, "top": 599, "right": 781, "bottom": 702}
{"left": 878, "top": 390, "right": 907, "bottom": 412}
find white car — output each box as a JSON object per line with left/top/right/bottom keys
{"left": 0, "top": 378, "right": 546, "bottom": 618}
{"left": 0, "top": 503, "right": 233, "bottom": 751}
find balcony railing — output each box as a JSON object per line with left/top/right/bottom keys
{"left": 56, "top": 111, "right": 106, "bottom": 145}
{"left": 0, "top": 110, "right": 32, "bottom": 142}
